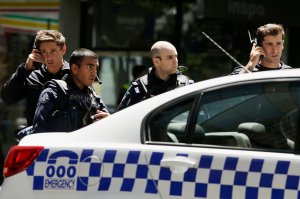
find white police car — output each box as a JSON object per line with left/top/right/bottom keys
{"left": 1, "top": 69, "right": 300, "bottom": 199}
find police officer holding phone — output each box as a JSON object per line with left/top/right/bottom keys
{"left": 1, "top": 30, "right": 70, "bottom": 126}
{"left": 231, "top": 23, "right": 292, "bottom": 74}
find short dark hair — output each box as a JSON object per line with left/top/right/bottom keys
{"left": 34, "top": 30, "right": 65, "bottom": 49}
{"left": 256, "top": 23, "right": 285, "bottom": 46}
{"left": 69, "top": 48, "right": 98, "bottom": 66}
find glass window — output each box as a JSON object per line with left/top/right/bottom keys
{"left": 146, "top": 80, "right": 300, "bottom": 152}
{"left": 147, "top": 97, "right": 195, "bottom": 143}
{"left": 83, "top": 0, "right": 177, "bottom": 50}
{"left": 194, "top": 81, "right": 300, "bottom": 151}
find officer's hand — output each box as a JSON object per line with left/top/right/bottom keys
{"left": 244, "top": 43, "right": 266, "bottom": 72}
{"left": 92, "top": 110, "right": 110, "bottom": 122}
{"left": 250, "top": 43, "right": 265, "bottom": 63}
{"left": 25, "top": 49, "right": 43, "bottom": 70}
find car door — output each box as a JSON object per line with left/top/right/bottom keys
{"left": 144, "top": 79, "right": 300, "bottom": 199}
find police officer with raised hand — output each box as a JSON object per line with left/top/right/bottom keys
{"left": 231, "top": 23, "right": 292, "bottom": 74}
{"left": 32, "top": 48, "right": 109, "bottom": 133}
{"left": 117, "top": 41, "right": 193, "bottom": 111}
{"left": 1, "top": 30, "right": 70, "bottom": 126}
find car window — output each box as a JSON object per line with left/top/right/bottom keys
{"left": 198, "top": 94, "right": 256, "bottom": 123}
{"left": 194, "top": 81, "right": 300, "bottom": 151}
{"left": 146, "top": 80, "right": 300, "bottom": 152}
{"left": 147, "top": 97, "right": 194, "bottom": 143}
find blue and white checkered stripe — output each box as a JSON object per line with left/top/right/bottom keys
{"left": 26, "top": 149, "right": 155, "bottom": 194}
{"left": 150, "top": 153, "right": 300, "bottom": 198}
{"left": 26, "top": 148, "right": 300, "bottom": 198}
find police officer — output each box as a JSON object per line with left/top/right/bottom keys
{"left": 117, "top": 41, "right": 193, "bottom": 111}
{"left": 32, "top": 48, "right": 109, "bottom": 133}
{"left": 1, "top": 30, "right": 70, "bottom": 126}
{"left": 231, "top": 23, "right": 292, "bottom": 74}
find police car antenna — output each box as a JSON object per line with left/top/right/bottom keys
{"left": 248, "top": 30, "right": 257, "bottom": 44}
{"left": 201, "top": 31, "right": 251, "bottom": 73}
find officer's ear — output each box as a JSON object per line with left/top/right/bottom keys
{"left": 153, "top": 56, "right": 161, "bottom": 66}
{"left": 71, "top": 63, "right": 79, "bottom": 74}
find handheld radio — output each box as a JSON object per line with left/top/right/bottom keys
{"left": 32, "top": 39, "right": 42, "bottom": 69}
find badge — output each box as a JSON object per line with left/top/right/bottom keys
{"left": 41, "top": 93, "right": 50, "bottom": 103}
{"left": 134, "top": 87, "right": 140, "bottom": 93}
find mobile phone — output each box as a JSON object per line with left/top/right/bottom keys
{"left": 248, "top": 30, "right": 264, "bottom": 60}
{"left": 32, "top": 42, "right": 42, "bottom": 69}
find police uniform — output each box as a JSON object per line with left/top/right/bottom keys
{"left": 32, "top": 75, "right": 108, "bottom": 133}
{"left": 1, "top": 61, "right": 70, "bottom": 125}
{"left": 230, "top": 61, "right": 292, "bottom": 75}
{"left": 117, "top": 67, "right": 193, "bottom": 111}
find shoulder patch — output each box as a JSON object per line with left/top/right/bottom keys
{"left": 41, "top": 92, "right": 50, "bottom": 103}
{"left": 134, "top": 87, "right": 140, "bottom": 93}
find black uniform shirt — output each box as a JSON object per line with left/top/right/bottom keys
{"left": 1, "top": 61, "right": 70, "bottom": 125}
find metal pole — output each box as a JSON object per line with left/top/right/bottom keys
{"left": 202, "top": 32, "right": 251, "bottom": 73}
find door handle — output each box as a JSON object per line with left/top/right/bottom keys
{"left": 161, "top": 156, "right": 196, "bottom": 173}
